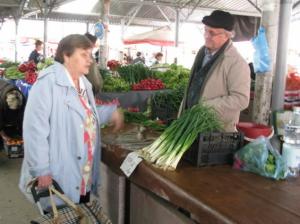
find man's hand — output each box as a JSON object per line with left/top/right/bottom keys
{"left": 110, "top": 109, "right": 124, "bottom": 133}
{"left": 37, "top": 175, "right": 52, "bottom": 189}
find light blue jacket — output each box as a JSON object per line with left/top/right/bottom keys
{"left": 19, "top": 62, "right": 116, "bottom": 207}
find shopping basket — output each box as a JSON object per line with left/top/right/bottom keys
{"left": 30, "top": 180, "right": 112, "bottom": 224}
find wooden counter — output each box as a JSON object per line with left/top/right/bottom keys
{"left": 101, "top": 125, "right": 300, "bottom": 224}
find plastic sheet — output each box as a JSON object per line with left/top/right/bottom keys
{"left": 252, "top": 27, "right": 271, "bottom": 73}
{"left": 233, "top": 137, "right": 288, "bottom": 180}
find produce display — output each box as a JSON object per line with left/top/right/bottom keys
{"left": 107, "top": 59, "right": 121, "bottom": 71}
{"left": 132, "top": 78, "right": 165, "bottom": 90}
{"left": 151, "top": 86, "right": 185, "bottom": 122}
{"left": 102, "top": 76, "right": 131, "bottom": 92}
{"left": 19, "top": 61, "right": 38, "bottom": 84}
{"left": 3, "top": 66, "right": 25, "bottom": 80}
{"left": 139, "top": 104, "right": 222, "bottom": 170}
{"left": 0, "top": 61, "right": 19, "bottom": 69}
{"left": 124, "top": 110, "right": 166, "bottom": 131}
{"left": 117, "top": 64, "right": 154, "bottom": 84}
{"left": 37, "top": 58, "right": 54, "bottom": 71}
{"left": 152, "top": 64, "right": 190, "bottom": 90}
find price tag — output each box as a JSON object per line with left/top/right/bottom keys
{"left": 120, "top": 152, "right": 142, "bottom": 177}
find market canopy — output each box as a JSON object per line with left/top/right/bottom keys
{"left": 0, "top": 0, "right": 263, "bottom": 25}
{"left": 123, "top": 26, "right": 176, "bottom": 46}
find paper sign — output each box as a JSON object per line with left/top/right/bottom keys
{"left": 120, "top": 152, "right": 142, "bottom": 177}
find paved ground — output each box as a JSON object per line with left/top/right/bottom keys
{"left": 0, "top": 151, "right": 39, "bottom": 223}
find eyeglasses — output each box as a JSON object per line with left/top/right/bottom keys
{"left": 204, "top": 28, "right": 225, "bottom": 37}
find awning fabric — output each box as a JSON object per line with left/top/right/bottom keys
{"left": 123, "top": 26, "right": 175, "bottom": 46}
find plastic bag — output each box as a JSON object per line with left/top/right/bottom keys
{"left": 251, "top": 27, "right": 271, "bottom": 73}
{"left": 233, "top": 137, "right": 287, "bottom": 180}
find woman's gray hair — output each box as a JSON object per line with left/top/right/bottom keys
{"left": 55, "top": 34, "right": 93, "bottom": 64}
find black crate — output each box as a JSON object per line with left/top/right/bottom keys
{"left": 183, "top": 132, "right": 244, "bottom": 166}
{"left": 4, "top": 142, "right": 24, "bottom": 158}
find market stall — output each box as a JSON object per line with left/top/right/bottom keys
{"left": 100, "top": 125, "right": 300, "bottom": 224}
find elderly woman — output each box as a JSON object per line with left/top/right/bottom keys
{"left": 19, "top": 34, "right": 123, "bottom": 207}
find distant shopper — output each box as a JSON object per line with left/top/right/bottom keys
{"left": 84, "top": 32, "right": 103, "bottom": 94}
{"left": 153, "top": 52, "right": 163, "bottom": 65}
{"left": 132, "top": 52, "right": 145, "bottom": 64}
{"left": 28, "top": 40, "right": 43, "bottom": 64}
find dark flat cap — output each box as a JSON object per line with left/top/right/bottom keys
{"left": 202, "top": 10, "right": 235, "bottom": 31}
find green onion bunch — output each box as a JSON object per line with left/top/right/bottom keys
{"left": 139, "top": 104, "right": 223, "bottom": 170}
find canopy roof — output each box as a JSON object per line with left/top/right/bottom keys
{"left": 0, "top": 1, "right": 299, "bottom": 26}
{"left": 0, "top": 0, "right": 263, "bottom": 25}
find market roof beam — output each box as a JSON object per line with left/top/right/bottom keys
{"left": 182, "top": 0, "right": 201, "bottom": 23}
{"left": 156, "top": 5, "right": 171, "bottom": 24}
{"left": 245, "top": 0, "right": 262, "bottom": 13}
{"left": 119, "top": 0, "right": 180, "bottom": 8}
{"left": 123, "top": 3, "right": 143, "bottom": 33}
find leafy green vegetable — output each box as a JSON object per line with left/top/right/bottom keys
{"left": 0, "top": 61, "right": 19, "bottom": 69}
{"left": 151, "top": 86, "right": 185, "bottom": 123}
{"left": 152, "top": 64, "right": 190, "bottom": 90}
{"left": 140, "top": 103, "right": 223, "bottom": 170}
{"left": 37, "top": 58, "right": 54, "bottom": 71}
{"left": 4, "top": 66, "right": 25, "bottom": 79}
{"left": 234, "top": 137, "right": 288, "bottom": 180}
{"left": 124, "top": 111, "right": 166, "bottom": 131}
{"left": 117, "top": 64, "right": 154, "bottom": 84}
{"left": 102, "top": 76, "right": 131, "bottom": 92}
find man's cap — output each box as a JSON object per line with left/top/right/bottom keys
{"left": 202, "top": 10, "right": 235, "bottom": 31}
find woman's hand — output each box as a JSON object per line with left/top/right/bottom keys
{"left": 37, "top": 175, "right": 53, "bottom": 189}
{"left": 110, "top": 109, "right": 124, "bottom": 133}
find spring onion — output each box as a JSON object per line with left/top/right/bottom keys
{"left": 139, "top": 104, "right": 223, "bottom": 170}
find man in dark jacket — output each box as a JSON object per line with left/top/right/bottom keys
{"left": 28, "top": 40, "right": 43, "bottom": 64}
{"left": 180, "top": 10, "right": 250, "bottom": 132}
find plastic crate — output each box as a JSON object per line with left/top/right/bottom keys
{"left": 183, "top": 132, "right": 244, "bottom": 166}
{"left": 3, "top": 140, "right": 24, "bottom": 158}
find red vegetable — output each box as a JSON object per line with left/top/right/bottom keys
{"left": 131, "top": 78, "right": 165, "bottom": 90}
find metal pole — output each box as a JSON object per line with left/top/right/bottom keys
{"left": 14, "top": 19, "right": 19, "bottom": 62}
{"left": 175, "top": 8, "right": 179, "bottom": 47}
{"left": 99, "top": 0, "right": 110, "bottom": 69}
{"left": 174, "top": 8, "right": 180, "bottom": 64}
{"left": 43, "top": 0, "right": 49, "bottom": 59}
{"left": 272, "top": 0, "right": 293, "bottom": 110}
{"left": 86, "top": 22, "right": 89, "bottom": 33}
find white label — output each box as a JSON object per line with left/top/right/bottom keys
{"left": 120, "top": 152, "right": 142, "bottom": 177}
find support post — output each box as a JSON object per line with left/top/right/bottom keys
{"left": 99, "top": 0, "right": 110, "bottom": 69}
{"left": 174, "top": 8, "right": 180, "bottom": 64}
{"left": 272, "top": 0, "right": 293, "bottom": 111}
{"left": 252, "top": 0, "right": 280, "bottom": 124}
{"left": 14, "top": 19, "right": 19, "bottom": 62}
{"left": 43, "top": 0, "right": 49, "bottom": 59}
